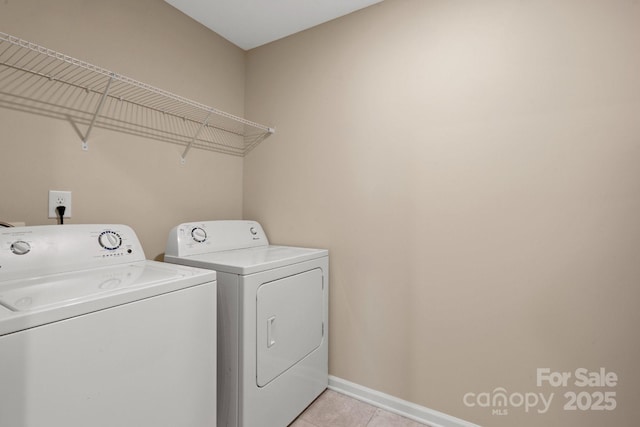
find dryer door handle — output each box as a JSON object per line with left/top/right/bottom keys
{"left": 267, "top": 316, "right": 276, "bottom": 348}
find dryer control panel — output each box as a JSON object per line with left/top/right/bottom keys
{"left": 0, "top": 225, "right": 145, "bottom": 281}
{"left": 165, "top": 220, "right": 268, "bottom": 257}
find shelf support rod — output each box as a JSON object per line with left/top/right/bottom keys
{"left": 181, "top": 110, "right": 214, "bottom": 164}
{"left": 82, "top": 74, "right": 114, "bottom": 151}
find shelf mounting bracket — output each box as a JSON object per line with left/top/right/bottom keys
{"left": 81, "top": 74, "right": 114, "bottom": 151}
{"left": 180, "top": 110, "right": 214, "bottom": 164}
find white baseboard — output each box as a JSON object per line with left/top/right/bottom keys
{"left": 328, "top": 376, "right": 481, "bottom": 427}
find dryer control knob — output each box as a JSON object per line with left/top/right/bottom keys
{"left": 10, "top": 240, "right": 31, "bottom": 255}
{"left": 99, "top": 231, "right": 122, "bottom": 250}
{"left": 191, "top": 227, "right": 207, "bottom": 243}
{"left": 250, "top": 226, "right": 258, "bottom": 236}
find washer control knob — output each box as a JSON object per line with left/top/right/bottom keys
{"left": 249, "top": 226, "right": 258, "bottom": 236}
{"left": 99, "top": 231, "right": 122, "bottom": 250}
{"left": 10, "top": 241, "right": 31, "bottom": 255}
{"left": 191, "top": 227, "right": 207, "bottom": 243}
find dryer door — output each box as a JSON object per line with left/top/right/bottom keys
{"left": 256, "top": 268, "right": 324, "bottom": 387}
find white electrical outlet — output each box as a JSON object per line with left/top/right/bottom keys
{"left": 48, "top": 190, "right": 72, "bottom": 218}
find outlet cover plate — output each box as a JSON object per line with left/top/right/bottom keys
{"left": 48, "top": 190, "right": 72, "bottom": 218}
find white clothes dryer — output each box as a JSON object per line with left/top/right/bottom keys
{"left": 0, "top": 224, "right": 217, "bottom": 427}
{"left": 165, "top": 220, "right": 328, "bottom": 427}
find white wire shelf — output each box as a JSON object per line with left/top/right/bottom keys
{"left": 0, "top": 32, "right": 274, "bottom": 159}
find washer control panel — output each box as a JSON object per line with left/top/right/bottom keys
{"left": 0, "top": 225, "right": 145, "bottom": 281}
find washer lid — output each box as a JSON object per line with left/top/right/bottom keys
{"left": 166, "top": 245, "right": 328, "bottom": 275}
{"left": 0, "top": 260, "right": 216, "bottom": 336}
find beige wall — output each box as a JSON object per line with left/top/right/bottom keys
{"left": 0, "top": 0, "right": 245, "bottom": 259}
{"left": 244, "top": 0, "right": 640, "bottom": 426}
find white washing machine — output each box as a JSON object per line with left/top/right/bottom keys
{"left": 165, "top": 220, "right": 328, "bottom": 427}
{"left": 0, "top": 224, "right": 217, "bottom": 427}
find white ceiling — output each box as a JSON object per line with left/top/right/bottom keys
{"left": 164, "top": 0, "right": 384, "bottom": 50}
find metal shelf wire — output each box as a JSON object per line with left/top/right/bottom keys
{"left": 0, "top": 32, "right": 274, "bottom": 159}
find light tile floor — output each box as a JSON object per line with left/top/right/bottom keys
{"left": 289, "top": 390, "right": 427, "bottom": 427}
